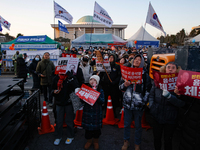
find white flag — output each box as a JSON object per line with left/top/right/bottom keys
{"left": 0, "top": 15, "right": 11, "bottom": 30}
{"left": 145, "top": 3, "right": 166, "bottom": 36}
{"left": 54, "top": 1, "right": 73, "bottom": 25}
{"left": 93, "top": 1, "right": 113, "bottom": 28}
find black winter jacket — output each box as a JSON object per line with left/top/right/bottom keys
{"left": 17, "top": 57, "right": 28, "bottom": 78}
{"left": 52, "top": 75, "right": 79, "bottom": 106}
{"left": 149, "top": 83, "right": 185, "bottom": 124}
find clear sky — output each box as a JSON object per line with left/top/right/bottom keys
{"left": 1, "top": 0, "right": 199, "bottom": 39}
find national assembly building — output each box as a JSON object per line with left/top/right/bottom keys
{"left": 51, "top": 15, "right": 127, "bottom": 41}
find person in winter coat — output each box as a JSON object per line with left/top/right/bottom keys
{"left": 16, "top": 54, "right": 28, "bottom": 83}
{"left": 36, "top": 52, "right": 55, "bottom": 105}
{"left": 119, "top": 54, "right": 151, "bottom": 150}
{"left": 29, "top": 55, "right": 41, "bottom": 89}
{"left": 99, "top": 53, "right": 121, "bottom": 117}
{"left": 82, "top": 75, "right": 104, "bottom": 150}
{"left": 149, "top": 62, "right": 185, "bottom": 150}
{"left": 52, "top": 71, "right": 79, "bottom": 146}
{"left": 79, "top": 55, "right": 93, "bottom": 85}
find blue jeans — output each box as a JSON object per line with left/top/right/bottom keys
{"left": 124, "top": 108, "right": 143, "bottom": 145}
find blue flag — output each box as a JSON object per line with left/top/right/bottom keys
{"left": 58, "top": 20, "right": 69, "bottom": 34}
{"left": 0, "top": 23, "right": 2, "bottom": 32}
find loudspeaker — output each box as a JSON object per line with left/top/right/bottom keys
{"left": 175, "top": 46, "right": 200, "bottom": 72}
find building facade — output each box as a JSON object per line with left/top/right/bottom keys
{"left": 51, "top": 15, "right": 127, "bottom": 41}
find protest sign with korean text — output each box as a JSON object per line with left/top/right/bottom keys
{"left": 153, "top": 70, "right": 178, "bottom": 92}
{"left": 176, "top": 70, "right": 200, "bottom": 99}
{"left": 55, "top": 57, "right": 79, "bottom": 74}
{"left": 120, "top": 65, "right": 143, "bottom": 83}
{"left": 96, "top": 60, "right": 111, "bottom": 72}
{"left": 76, "top": 84, "right": 100, "bottom": 106}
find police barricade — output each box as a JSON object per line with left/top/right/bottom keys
{"left": 0, "top": 78, "right": 41, "bottom": 150}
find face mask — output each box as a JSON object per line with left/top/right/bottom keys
{"left": 104, "top": 56, "right": 108, "bottom": 59}
{"left": 35, "top": 58, "right": 39, "bottom": 61}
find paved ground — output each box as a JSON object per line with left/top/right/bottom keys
{"left": 0, "top": 74, "right": 181, "bottom": 150}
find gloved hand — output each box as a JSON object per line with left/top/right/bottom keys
{"left": 162, "top": 89, "right": 171, "bottom": 99}
{"left": 75, "top": 88, "right": 80, "bottom": 94}
{"left": 66, "top": 70, "right": 73, "bottom": 78}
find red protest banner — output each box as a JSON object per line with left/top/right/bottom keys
{"left": 76, "top": 84, "right": 101, "bottom": 106}
{"left": 55, "top": 65, "right": 67, "bottom": 74}
{"left": 176, "top": 70, "right": 200, "bottom": 99}
{"left": 120, "top": 65, "right": 143, "bottom": 83}
{"left": 153, "top": 70, "right": 178, "bottom": 92}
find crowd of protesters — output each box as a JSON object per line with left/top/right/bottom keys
{"left": 10, "top": 45, "right": 200, "bottom": 150}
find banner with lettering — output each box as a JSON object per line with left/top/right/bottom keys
{"left": 93, "top": 1, "right": 113, "bottom": 28}
{"left": 120, "top": 65, "right": 143, "bottom": 83}
{"left": 176, "top": 70, "right": 200, "bottom": 99}
{"left": 153, "top": 70, "right": 178, "bottom": 92}
{"left": 76, "top": 84, "right": 100, "bottom": 106}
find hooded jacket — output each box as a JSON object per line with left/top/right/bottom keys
{"left": 100, "top": 53, "right": 121, "bottom": 87}
{"left": 119, "top": 54, "right": 151, "bottom": 111}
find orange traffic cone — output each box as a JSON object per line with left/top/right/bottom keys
{"left": 38, "top": 101, "right": 55, "bottom": 135}
{"left": 103, "top": 96, "right": 119, "bottom": 125}
{"left": 141, "top": 111, "right": 151, "bottom": 130}
{"left": 74, "top": 106, "right": 83, "bottom": 127}
{"left": 118, "top": 107, "right": 134, "bottom": 128}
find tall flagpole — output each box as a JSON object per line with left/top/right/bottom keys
{"left": 53, "top": 0, "right": 56, "bottom": 49}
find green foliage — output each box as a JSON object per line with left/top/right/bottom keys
{"left": 16, "top": 33, "right": 23, "bottom": 38}
{"left": 157, "top": 28, "right": 186, "bottom": 45}
{"left": 54, "top": 37, "right": 70, "bottom": 43}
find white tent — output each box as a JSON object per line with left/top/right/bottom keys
{"left": 187, "top": 34, "right": 200, "bottom": 42}
{"left": 127, "top": 26, "right": 160, "bottom": 48}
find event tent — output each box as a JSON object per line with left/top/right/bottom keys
{"left": 1, "top": 35, "right": 61, "bottom": 51}
{"left": 127, "top": 26, "right": 160, "bottom": 48}
{"left": 186, "top": 34, "right": 200, "bottom": 44}
{"left": 71, "top": 33, "right": 127, "bottom": 49}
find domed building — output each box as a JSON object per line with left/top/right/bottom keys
{"left": 51, "top": 15, "right": 127, "bottom": 41}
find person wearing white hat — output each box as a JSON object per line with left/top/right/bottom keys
{"left": 82, "top": 75, "right": 104, "bottom": 150}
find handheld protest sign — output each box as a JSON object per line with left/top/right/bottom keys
{"left": 96, "top": 50, "right": 112, "bottom": 82}
{"left": 55, "top": 57, "right": 79, "bottom": 75}
{"left": 153, "top": 70, "right": 178, "bottom": 92}
{"left": 76, "top": 84, "right": 101, "bottom": 106}
{"left": 176, "top": 70, "right": 200, "bottom": 99}
{"left": 120, "top": 65, "right": 143, "bottom": 84}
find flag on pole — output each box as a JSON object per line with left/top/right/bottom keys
{"left": 54, "top": 1, "right": 73, "bottom": 25}
{"left": 0, "top": 24, "right": 2, "bottom": 32}
{"left": 145, "top": 2, "right": 166, "bottom": 36}
{"left": 58, "top": 20, "right": 69, "bottom": 34}
{"left": 93, "top": 1, "right": 113, "bottom": 28}
{"left": 0, "top": 15, "right": 11, "bottom": 30}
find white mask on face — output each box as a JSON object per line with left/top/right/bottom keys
{"left": 104, "top": 56, "right": 108, "bottom": 59}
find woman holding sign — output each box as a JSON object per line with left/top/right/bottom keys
{"left": 82, "top": 75, "right": 104, "bottom": 150}
{"left": 119, "top": 54, "right": 151, "bottom": 150}
{"left": 149, "top": 62, "right": 185, "bottom": 150}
